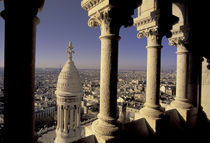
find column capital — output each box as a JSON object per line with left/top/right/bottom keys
{"left": 169, "top": 24, "right": 191, "bottom": 46}
{"left": 168, "top": 35, "right": 185, "bottom": 46}
{"left": 137, "top": 28, "right": 163, "bottom": 47}
{"left": 134, "top": 0, "right": 177, "bottom": 40}
{"left": 82, "top": 0, "right": 141, "bottom": 35}
{"left": 169, "top": 25, "right": 192, "bottom": 55}
{"left": 1, "top": 0, "right": 45, "bottom": 20}
{"left": 88, "top": 9, "right": 121, "bottom": 35}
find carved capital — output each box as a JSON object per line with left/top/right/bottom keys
{"left": 86, "top": 2, "right": 140, "bottom": 35}
{"left": 81, "top": 0, "right": 105, "bottom": 11}
{"left": 169, "top": 24, "right": 191, "bottom": 47}
{"left": 88, "top": 9, "right": 122, "bottom": 35}
{"left": 137, "top": 28, "right": 163, "bottom": 47}
{"left": 88, "top": 17, "right": 100, "bottom": 28}
{"left": 82, "top": 0, "right": 141, "bottom": 29}
{"left": 168, "top": 33, "right": 191, "bottom": 52}
{"left": 137, "top": 27, "right": 159, "bottom": 38}
{"left": 168, "top": 36, "right": 185, "bottom": 46}
{"left": 88, "top": 10, "right": 111, "bottom": 28}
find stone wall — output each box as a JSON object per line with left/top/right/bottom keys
{"left": 201, "top": 58, "right": 210, "bottom": 119}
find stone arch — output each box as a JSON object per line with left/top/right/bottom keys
{"left": 172, "top": 2, "right": 185, "bottom": 30}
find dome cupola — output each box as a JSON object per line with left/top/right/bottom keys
{"left": 55, "top": 41, "right": 82, "bottom": 96}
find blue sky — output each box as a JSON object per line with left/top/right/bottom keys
{"left": 0, "top": 0, "right": 177, "bottom": 70}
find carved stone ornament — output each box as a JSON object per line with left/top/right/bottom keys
{"left": 168, "top": 36, "right": 185, "bottom": 46}
{"left": 169, "top": 24, "right": 191, "bottom": 46}
{"left": 81, "top": 0, "right": 105, "bottom": 11}
{"left": 137, "top": 27, "right": 163, "bottom": 47}
{"left": 134, "top": 15, "right": 159, "bottom": 29}
{"left": 57, "top": 95, "right": 79, "bottom": 104}
{"left": 88, "top": 9, "right": 114, "bottom": 34}
{"left": 88, "top": 10, "right": 110, "bottom": 28}
{"left": 88, "top": 17, "right": 99, "bottom": 28}
{"left": 137, "top": 27, "right": 159, "bottom": 39}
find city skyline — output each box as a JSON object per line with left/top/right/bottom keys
{"left": 0, "top": 0, "right": 177, "bottom": 70}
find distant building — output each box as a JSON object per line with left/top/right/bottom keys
{"left": 160, "top": 85, "right": 176, "bottom": 96}
{"left": 35, "top": 106, "right": 56, "bottom": 121}
{"left": 118, "top": 103, "right": 139, "bottom": 123}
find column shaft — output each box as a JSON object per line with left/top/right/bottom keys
{"left": 74, "top": 108, "right": 77, "bottom": 128}
{"left": 173, "top": 45, "right": 192, "bottom": 109}
{"left": 77, "top": 107, "right": 80, "bottom": 127}
{"left": 91, "top": 33, "right": 121, "bottom": 142}
{"left": 66, "top": 107, "right": 69, "bottom": 132}
{"left": 60, "top": 106, "right": 64, "bottom": 131}
{"left": 70, "top": 107, "right": 73, "bottom": 129}
{"left": 98, "top": 34, "right": 119, "bottom": 121}
{"left": 57, "top": 106, "right": 59, "bottom": 129}
{"left": 63, "top": 107, "right": 67, "bottom": 133}
{"left": 137, "top": 32, "right": 164, "bottom": 120}
{"left": 146, "top": 46, "right": 161, "bottom": 108}
{"left": 59, "top": 105, "right": 62, "bottom": 129}
{"left": 177, "top": 49, "right": 188, "bottom": 101}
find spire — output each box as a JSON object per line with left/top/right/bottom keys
{"left": 66, "top": 41, "right": 74, "bottom": 60}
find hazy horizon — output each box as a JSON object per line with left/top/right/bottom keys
{"left": 0, "top": 64, "right": 176, "bottom": 71}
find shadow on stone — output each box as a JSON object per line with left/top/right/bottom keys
{"left": 71, "top": 135, "right": 97, "bottom": 143}
{"left": 189, "top": 108, "right": 210, "bottom": 141}
{"left": 164, "top": 108, "right": 210, "bottom": 142}
{"left": 165, "top": 109, "right": 186, "bottom": 135}
{"left": 120, "top": 118, "right": 155, "bottom": 143}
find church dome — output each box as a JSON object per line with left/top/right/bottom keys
{"left": 55, "top": 42, "right": 82, "bottom": 96}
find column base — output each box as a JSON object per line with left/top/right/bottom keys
{"left": 135, "top": 106, "right": 164, "bottom": 132}
{"left": 91, "top": 119, "right": 120, "bottom": 143}
{"left": 168, "top": 100, "right": 193, "bottom": 121}
{"left": 171, "top": 99, "right": 193, "bottom": 110}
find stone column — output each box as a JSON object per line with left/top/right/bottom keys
{"left": 66, "top": 106, "right": 69, "bottom": 132}
{"left": 135, "top": 29, "right": 164, "bottom": 131}
{"left": 70, "top": 106, "right": 73, "bottom": 129}
{"left": 57, "top": 105, "right": 60, "bottom": 130}
{"left": 63, "top": 106, "right": 68, "bottom": 133}
{"left": 74, "top": 107, "right": 77, "bottom": 129}
{"left": 77, "top": 107, "right": 81, "bottom": 127}
{"left": 60, "top": 105, "right": 64, "bottom": 131}
{"left": 88, "top": 10, "right": 121, "bottom": 142}
{"left": 1, "top": 1, "right": 44, "bottom": 142}
{"left": 59, "top": 105, "right": 62, "bottom": 129}
{"left": 174, "top": 44, "right": 192, "bottom": 109}
{"left": 81, "top": 0, "right": 141, "bottom": 141}
{"left": 169, "top": 37, "right": 194, "bottom": 120}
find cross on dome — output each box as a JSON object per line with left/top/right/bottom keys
{"left": 66, "top": 41, "right": 74, "bottom": 60}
